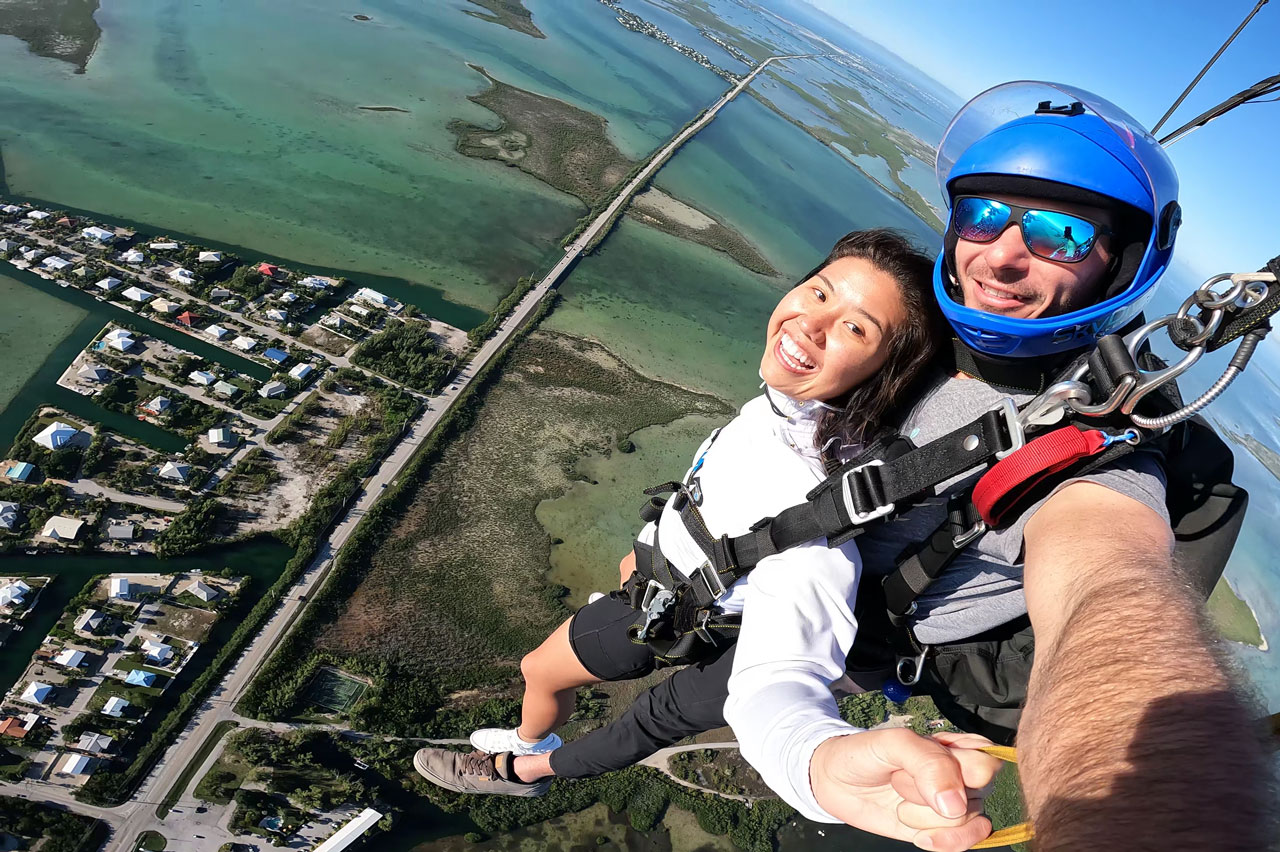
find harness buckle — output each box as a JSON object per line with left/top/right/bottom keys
{"left": 896, "top": 645, "right": 931, "bottom": 687}
{"left": 992, "top": 398, "right": 1026, "bottom": 460}
{"left": 840, "top": 459, "right": 895, "bottom": 524}
{"left": 691, "top": 561, "right": 727, "bottom": 602}
{"left": 640, "top": 579, "right": 666, "bottom": 612}
{"left": 951, "top": 519, "right": 987, "bottom": 549}
{"left": 693, "top": 610, "right": 717, "bottom": 646}
{"left": 631, "top": 587, "right": 675, "bottom": 642}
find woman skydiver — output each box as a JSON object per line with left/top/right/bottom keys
{"left": 413, "top": 228, "right": 1003, "bottom": 850}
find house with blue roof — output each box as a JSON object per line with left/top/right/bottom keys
{"left": 5, "top": 461, "right": 34, "bottom": 482}
{"left": 124, "top": 669, "right": 156, "bottom": 687}
{"left": 263, "top": 347, "right": 290, "bottom": 365}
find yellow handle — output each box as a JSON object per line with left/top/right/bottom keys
{"left": 968, "top": 744, "right": 1033, "bottom": 850}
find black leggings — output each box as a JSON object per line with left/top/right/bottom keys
{"left": 548, "top": 594, "right": 737, "bottom": 779}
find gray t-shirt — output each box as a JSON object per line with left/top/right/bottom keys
{"left": 856, "top": 373, "right": 1169, "bottom": 644}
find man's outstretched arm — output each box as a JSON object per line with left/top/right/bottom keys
{"left": 1020, "top": 481, "right": 1272, "bottom": 850}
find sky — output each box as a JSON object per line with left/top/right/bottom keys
{"left": 795, "top": 0, "right": 1278, "bottom": 283}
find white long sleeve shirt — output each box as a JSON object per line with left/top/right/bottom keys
{"left": 638, "top": 389, "right": 865, "bottom": 822}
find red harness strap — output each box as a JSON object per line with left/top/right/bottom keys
{"left": 972, "top": 426, "right": 1109, "bottom": 526}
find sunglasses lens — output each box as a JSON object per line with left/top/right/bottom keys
{"left": 953, "top": 197, "right": 1012, "bottom": 242}
{"left": 1022, "top": 210, "right": 1098, "bottom": 262}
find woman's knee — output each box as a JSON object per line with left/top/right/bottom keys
{"left": 618, "top": 550, "right": 637, "bottom": 587}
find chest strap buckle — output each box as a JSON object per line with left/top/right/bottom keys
{"left": 840, "top": 459, "right": 896, "bottom": 524}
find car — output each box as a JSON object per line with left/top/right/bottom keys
{"left": 196, "top": 806, "right": 207, "bottom": 813}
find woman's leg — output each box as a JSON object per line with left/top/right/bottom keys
{"left": 516, "top": 616, "right": 599, "bottom": 741}
{"left": 618, "top": 550, "right": 636, "bottom": 587}
{"left": 514, "top": 643, "right": 738, "bottom": 782}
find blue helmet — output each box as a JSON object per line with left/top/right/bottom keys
{"left": 934, "top": 82, "right": 1182, "bottom": 358}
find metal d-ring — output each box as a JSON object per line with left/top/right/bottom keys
{"left": 1017, "top": 380, "right": 1093, "bottom": 430}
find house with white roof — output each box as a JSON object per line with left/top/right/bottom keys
{"left": 312, "top": 808, "right": 385, "bottom": 852}
{"left": 78, "top": 365, "right": 111, "bottom": 383}
{"left": 25, "top": 210, "right": 50, "bottom": 221}
{"left": 109, "top": 577, "right": 130, "bottom": 599}
{"left": 54, "top": 649, "right": 87, "bottom": 668}
{"left": 103, "top": 328, "right": 135, "bottom": 351}
{"left": 101, "top": 696, "right": 129, "bottom": 718}
{"left": 258, "top": 380, "right": 288, "bottom": 399}
{"left": 265, "top": 308, "right": 288, "bottom": 323}
{"left": 168, "top": 267, "right": 195, "bottom": 285}
{"left": 150, "top": 298, "right": 179, "bottom": 314}
{"left": 208, "top": 426, "right": 232, "bottom": 446}
{"left": 0, "top": 501, "right": 21, "bottom": 531}
{"left": 212, "top": 381, "right": 240, "bottom": 398}
{"left": 20, "top": 682, "right": 52, "bottom": 705}
{"left": 120, "top": 248, "right": 145, "bottom": 264}
{"left": 0, "top": 204, "right": 21, "bottom": 214}
{"left": 204, "top": 324, "right": 229, "bottom": 340}
{"left": 40, "top": 256, "right": 72, "bottom": 272}
{"left": 59, "top": 753, "right": 92, "bottom": 775}
{"left": 186, "top": 580, "right": 219, "bottom": 602}
{"left": 41, "top": 516, "right": 84, "bottom": 540}
{"left": 288, "top": 363, "right": 314, "bottom": 381}
{"left": 121, "top": 286, "right": 153, "bottom": 303}
{"left": 354, "top": 287, "right": 399, "bottom": 310}
{"left": 159, "top": 461, "right": 189, "bottom": 482}
{"left": 300, "top": 275, "right": 331, "bottom": 289}
{"left": 94, "top": 277, "right": 123, "bottom": 293}
{"left": 323, "top": 315, "right": 349, "bottom": 329}
{"left": 142, "top": 639, "right": 173, "bottom": 664}
{"left": 0, "top": 238, "right": 18, "bottom": 253}
{"left": 74, "top": 609, "right": 104, "bottom": 633}
{"left": 107, "top": 523, "right": 134, "bottom": 541}
{"left": 149, "top": 241, "right": 179, "bottom": 251}
{"left": 209, "top": 286, "right": 232, "bottom": 301}
{"left": 348, "top": 304, "right": 371, "bottom": 318}
{"left": 0, "top": 580, "right": 31, "bottom": 606}
{"left": 82, "top": 226, "right": 115, "bottom": 243}
{"left": 143, "top": 396, "right": 170, "bottom": 415}
{"left": 33, "top": 421, "right": 79, "bottom": 450}
{"left": 278, "top": 291, "right": 299, "bottom": 304}
{"left": 189, "top": 370, "right": 217, "bottom": 386}
{"left": 197, "top": 251, "right": 223, "bottom": 263}
{"left": 231, "top": 335, "right": 257, "bottom": 351}
{"left": 77, "top": 732, "right": 113, "bottom": 754}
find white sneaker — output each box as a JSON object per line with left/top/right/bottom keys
{"left": 587, "top": 592, "right": 606, "bottom": 604}
{"left": 469, "top": 727, "right": 562, "bottom": 756}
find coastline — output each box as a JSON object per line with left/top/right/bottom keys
{"left": 1227, "top": 573, "right": 1269, "bottom": 652}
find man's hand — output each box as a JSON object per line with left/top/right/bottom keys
{"left": 810, "top": 728, "right": 1002, "bottom": 851}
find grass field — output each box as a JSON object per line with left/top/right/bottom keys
{"left": 313, "top": 330, "right": 732, "bottom": 678}
{"left": 304, "top": 667, "right": 368, "bottom": 714}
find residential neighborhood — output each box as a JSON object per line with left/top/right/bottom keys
{"left": 1, "top": 572, "right": 242, "bottom": 789}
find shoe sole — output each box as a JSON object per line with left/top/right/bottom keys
{"left": 413, "top": 749, "right": 550, "bottom": 798}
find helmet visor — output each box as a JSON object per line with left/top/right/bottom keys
{"left": 935, "top": 81, "right": 1170, "bottom": 220}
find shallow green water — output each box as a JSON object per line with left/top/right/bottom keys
{"left": 0, "top": 271, "right": 87, "bottom": 412}
{"left": 0, "top": 536, "right": 295, "bottom": 696}
{"left": 538, "top": 413, "right": 726, "bottom": 604}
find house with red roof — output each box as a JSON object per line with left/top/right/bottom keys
{"left": 257, "top": 263, "right": 280, "bottom": 278}
{"left": 176, "top": 310, "right": 197, "bottom": 327}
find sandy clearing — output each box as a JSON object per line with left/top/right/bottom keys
{"left": 633, "top": 188, "right": 716, "bottom": 230}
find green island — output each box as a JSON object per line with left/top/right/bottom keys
{"left": 1208, "top": 575, "right": 1267, "bottom": 649}
{"left": 450, "top": 65, "right": 779, "bottom": 276}
{"left": 463, "top": 0, "right": 546, "bottom": 40}
{"left": 0, "top": 0, "right": 101, "bottom": 72}
{"left": 754, "top": 70, "right": 945, "bottom": 230}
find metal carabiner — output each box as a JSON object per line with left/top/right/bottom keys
{"left": 896, "top": 645, "right": 930, "bottom": 686}
{"left": 1119, "top": 315, "right": 1205, "bottom": 418}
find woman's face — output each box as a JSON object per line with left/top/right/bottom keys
{"left": 760, "top": 255, "right": 906, "bottom": 402}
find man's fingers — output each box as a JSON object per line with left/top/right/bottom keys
{"left": 873, "top": 730, "right": 971, "bottom": 819}
{"left": 929, "top": 732, "right": 1005, "bottom": 792}
{"left": 913, "top": 815, "right": 994, "bottom": 852}
{"left": 897, "top": 797, "right": 986, "bottom": 831}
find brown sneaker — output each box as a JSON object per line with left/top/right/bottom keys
{"left": 413, "top": 748, "right": 550, "bottom": 797}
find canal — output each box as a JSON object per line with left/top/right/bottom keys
{"left": 0, "top": 262, "right": 275, "bottom": 453}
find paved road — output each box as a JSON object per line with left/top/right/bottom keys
{"left": 63, "top": 478, "right": 186, "bottom": 514}
{"left": 1, "top": 54, "right": 805, "bottom": 852}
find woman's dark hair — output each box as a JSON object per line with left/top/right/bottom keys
{"left": 807, "top": 229, "right": 946, "bottom": 452}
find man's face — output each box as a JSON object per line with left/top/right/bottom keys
{"left": 952, "top": 193, "right": 1114, "bottom": 319}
